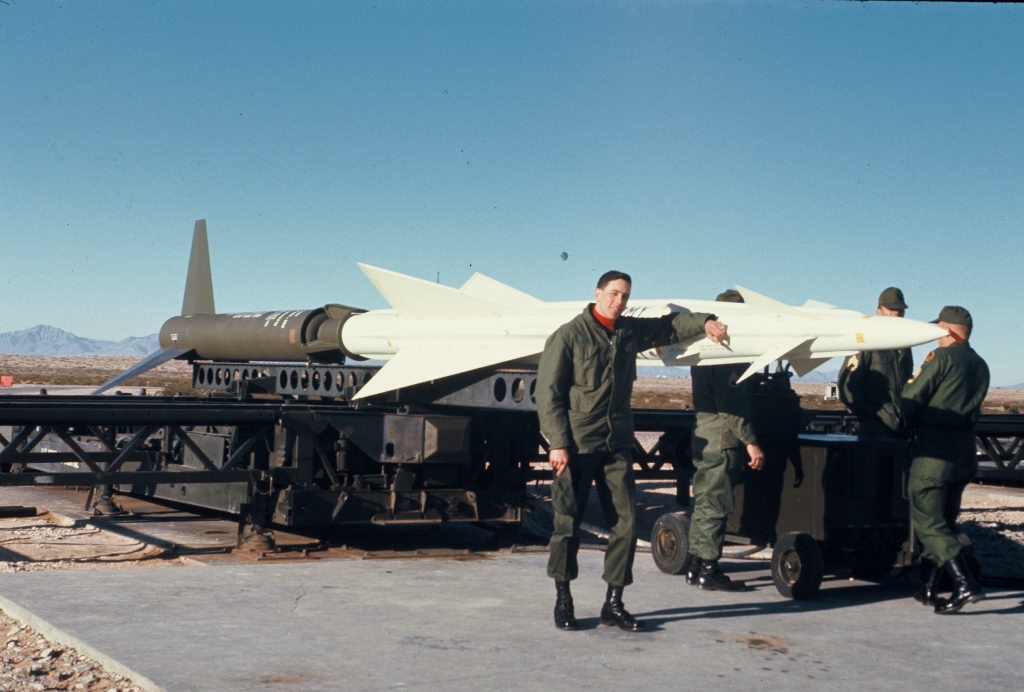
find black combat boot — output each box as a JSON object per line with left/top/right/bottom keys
{"left": 600, "top": 585, "right": 645, "bottom": 632}
{"left": 698, "top": 559, "right": 747, "bottom": 592}
{"left": 935, "top": 554, "right": 985, "bottom": 614}
{"left": 683, "top": 554, "right": 702, "bottom": 586}
{"left": 553, "top": 580, "right": 580, "bottom": 630}
{"left": 913, "top": 560, "right": 939, "bottom": 606}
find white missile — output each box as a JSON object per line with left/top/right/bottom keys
{"left": 341, "top": 266, "right": 946, "bottom": 399}
{"left": 96, "top": 221, "right": 948, "bottom": 398}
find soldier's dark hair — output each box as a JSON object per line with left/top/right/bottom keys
{"left": 596, "top": 270, "right": 632, "bottom": 289}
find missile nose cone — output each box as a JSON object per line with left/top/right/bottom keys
{"left": 898, "top": 318, "right": 948, "bottom": 342}
{"left": 865, "top": 316, "right": 947, "bottom": 348}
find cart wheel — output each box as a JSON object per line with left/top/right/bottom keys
{"left": 771, "top": 532, "right": 824, "bottom": 600}
{"left": 651, "top": 511, "right": 691, "bottom": 575}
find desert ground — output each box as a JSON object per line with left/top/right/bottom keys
{"left": 2, "top": 355, "right": 1022, "bottom": 411}
{"left": 0, "top": 355, "right": 195, "bottom": 395}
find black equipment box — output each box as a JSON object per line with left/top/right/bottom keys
{"left": 730, "top": 434, "right": 912, "bottom": 598}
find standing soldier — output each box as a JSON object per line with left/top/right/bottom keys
{"left": 901, "top": 306, "right": 989, "bottom": 614}
{"left": 838, "top": 287, "right": 914, "bottom": 439}
{"left": 682, "top": 290, "right": 765, "bottom": 591}
{"left": 536, "top": 270, "right": 727, "bottom": 631}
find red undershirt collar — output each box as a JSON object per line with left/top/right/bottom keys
{"left": 590, "top": 304, "right": 616, "bottom": 333}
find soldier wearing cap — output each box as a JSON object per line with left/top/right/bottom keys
{"left": 837, "top": 287, "right": 914, "bottom": 439}
{"left": 680, "top": 289, "right": 766, "bottom": 591}
{"left": 901, "top": 305, "right": 989, "bottom": 613}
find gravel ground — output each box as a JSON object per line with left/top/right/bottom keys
{"left": 0, "top": 616, "right": 143, "bottom": 692}
{"left": 954, "top": 485, "right": 1024, "bottom": 581}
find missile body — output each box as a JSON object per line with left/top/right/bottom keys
{"left": 160, "top": 306, "right": 366, "bottom": 363}
{"left": 95, "top": 220, "right": 947, "bottom": 397}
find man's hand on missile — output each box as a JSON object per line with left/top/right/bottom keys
{"left": 549, "top": 448, "right": 570, "bottom": 477}
{"left": 704, "top": 319, "right": 728, "bottom": 344}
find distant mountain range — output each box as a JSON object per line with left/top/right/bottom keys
{"left": 0, "top": 325, "right": 160, "bottom": 357}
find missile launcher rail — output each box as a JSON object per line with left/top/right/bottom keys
{"left": 0, "top": 369, "right": 1019, "bottom": 545}
{"left": 0, "top": 392, "right": 544, "bottom": 532}
{"left": 190, "top": 361, "right": 541, "bottom": 412}
{"left": 0, "top": 365, "right": 700, "bottom": 544}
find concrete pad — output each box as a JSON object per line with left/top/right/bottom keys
{"left": 0, "top": 546, "right": 1020, "bottom": 691}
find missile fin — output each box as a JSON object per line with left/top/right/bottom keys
{"left": 641, "top": 353, "right": 757, "bottom": 368}
{"left": 93, "top": 347, "right": 192, "bottom": 395}
{"left": 735, "top": 337, "right": 813, "bottom": 382}
{"left": 352, "top": 343, "right": 541, "bottom": 400}
{"left": 735, "top": 286, "right": 819, "bottom": 319}
{"left": 459, "top": 272, "right": 545, "bottom": 308}
{"left": 786, "top": 357, "right": 832, "bottom": 377}
{"left": 801, "top": 299, "right": 836, "bottom": 310}
{"left": 181, "top": 219, "right": 215, "bottom": 316}
{"left": 358, "top": 264, "right": 535, "bottom": 319}
{"left": 95, "top": 218, "right": 209, "bottom": 394}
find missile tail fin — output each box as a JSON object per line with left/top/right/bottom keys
{"left": 459, "top": 272, "right": 545, "bottom": 308}
{"left": 93, "top": 346, "right": 192, "bottom": 395}
{"left": 181, "top": 219, "right": 215, "bottom": 316}
{"left": 736, "top": 337, "right": 812, "bottom": 382}
{"left": 801, "top": 299, "right": 836, "bottom": 310}
{"left": 358, "top": 264, "right": 535, "bottom": 319}
{"left": 352, "top": 342, "right": 540, "bottom": 400}
{"left": 735, "top": 286, "right": 817, "bottom": 319}
{"left": 94, "top": 219, "right": 210, "bottom": 395}
{"left": 786, "top": 357, "right": 832, "bottom": 377}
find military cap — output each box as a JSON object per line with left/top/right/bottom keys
{"left": 931, "top": 305, "right": 973, "bottom": 328}
{"left": 716, "top": 289, "right": 744, "bottom": 303}
{"left": 877, "top": 287, "right": 907, "bottom": 310}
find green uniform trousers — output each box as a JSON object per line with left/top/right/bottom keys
{"left": 546, "top": 451, "right": 637, "bottom": 586}
{"left": 909, "top": 431, "right": 977, "bottom": 566}
{"left": 688, "top": 433, "right": 745, "bottom": 561}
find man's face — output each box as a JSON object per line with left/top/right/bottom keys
{"left": 876, "top": 305, "right": 905, "bottom": 318}
{"left": 937, "top": 320, "right": 967, "bottom": 347}
{"left": 594, "top": 278, "right": 631, "bottom": 321}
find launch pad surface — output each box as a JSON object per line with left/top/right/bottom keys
{"left": 1, "top": 484, "right": 1022, "bottom": 690}
{"left": 1, "top": 520, "right": 1020, "bottom": 691}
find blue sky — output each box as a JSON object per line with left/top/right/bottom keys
{"left": 2, "top": 1, "right": 1022, "bottom": 386}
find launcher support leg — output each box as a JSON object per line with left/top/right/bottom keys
{"left": 236, "top": 475, "right": 276, "bottom": 553}
{"left": 91, "top": 484, "right": 125, "bottom": 516}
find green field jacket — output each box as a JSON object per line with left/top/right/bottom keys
{"left": 838, "top": 348, "right": 913, "bottom": 433}
{"left": 536, "top": 305, "right": 712, "bottom": 454}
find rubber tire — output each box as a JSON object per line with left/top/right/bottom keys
{"left": 771, "top": 532, "right": 825, "bottom": 600}
{"left": 651, "top": 511, "right": 691, "bottom": 575}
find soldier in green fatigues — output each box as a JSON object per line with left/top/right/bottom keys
{"left": 536, "top": 270, "right": 726, "bottom": 631}
{"left": 838, "top": 287, "right": 914, "bottom": 439}
{"left": 901, "top": 305, "right": 989, "bottom": 614}
{"left": 682, "top": 290, "right": 765, "bottom": 591}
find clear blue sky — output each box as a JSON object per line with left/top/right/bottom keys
{"left": 2, "top": 1, "right": 1022, "bottom": 386}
